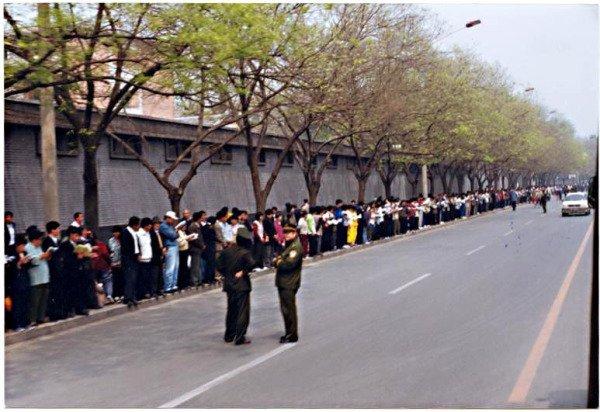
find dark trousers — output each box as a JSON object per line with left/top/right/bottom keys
{"left": 202, "top": 249, "right": 216, "bottom": 284}
{"left": 308, "top": 235, "right": 319, "bottom": 257}
{"left": 66, "top": 272, "right": 88, "bottom": 314}
{"left": 511, "top": 201, "right": 517, "bottom": 211}
{"left": 137, "top": 262, "right": 153, "bottom": 299}
{"left": 112, "top": 265, "right": 124, "bottom": 298}
{"left": 190, "top": 251, "right": 202, "bottom": 286}
{"left": 123, "top": 258, "right": 139, "bottom": 303}
{"left": 47, "top": 272, "right": 68, "bottom": 321}
{"left": 224, "top": 290, "right": 250, "bottom": 343}
{"left": 178, "top": 250, "right": 191, "bottom": 289}
{"left": 335, "top": 223, "right": 346, "bottom": 249}
{"left": 11, "top": 272, "right": 31, "bottom": 329}
{"left": 321, "top": 227, "right": 333, "bottom": 252}
{"left": 29, "top": 283, "right": 49, "bottom": 324}
{"left": 278, "top": 287, "right": 298, "bottom": 339}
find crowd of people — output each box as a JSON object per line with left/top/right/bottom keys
{"left": 4, "top": 186, "right": 561, "bottom": 333}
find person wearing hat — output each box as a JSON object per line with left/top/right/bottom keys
{"left": 216, "top": 226, "right": 257, "bottom": 345}
{"left": 25, "top": 226, "right": 53, "bottom": 325}
{"left": 159, "top": 211, "right": 180, "bottom": 293}
{"left": 57, "top": 225, "right": 89, "bottom": 316}
{"left": 273, "top": 223, "right": 303, "bottom": 343}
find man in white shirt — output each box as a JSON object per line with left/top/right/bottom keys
{"left": 70, "top": 212, "right": 84, "bottom": 228}
{"left": 137, "top": 217, "right": 154, "bottom": 299}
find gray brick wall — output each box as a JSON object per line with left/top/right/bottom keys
{"left": 5, "top": 124, "right": 410, "bottom": 232}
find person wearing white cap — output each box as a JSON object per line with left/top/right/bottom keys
{"left": 159, "top": 211, "right": 180, "bottom": 293}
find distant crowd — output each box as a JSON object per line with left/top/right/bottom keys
{"left": 4, "top": 185, "right": 575, "bottom": 332}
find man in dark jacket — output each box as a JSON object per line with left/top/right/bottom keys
{"left": 43, "top": 221, "right": 67, "bottom": 320}
{"left": 57, "top": 226, "right": 88, "bottom": 316}
{"left": 263, "top": 209, "right": 276, "bottom": 267}
{"left": 188, "top": 212, "right": 205, "bottom": 287}
{"left": 121, "top": 216, "right": 141, "bottom": 308}
{"left": 274, "top": 224, "right": 303, "bottom": 343}
{"left": 216, "top": 227, "right": 256, "bottom": 346}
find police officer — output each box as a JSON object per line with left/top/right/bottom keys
{"left": 216, "top": 227, "right": 256, "bottom": 345}
{"left": 273, "top": 223, "right": 303, "bottom": 343}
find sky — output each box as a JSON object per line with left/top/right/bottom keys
{"left": 422, "top": 4, "right": 599, "bottom": 138}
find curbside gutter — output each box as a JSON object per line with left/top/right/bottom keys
{"left": 5, "top": 205, "right": 520, "bottom": 346}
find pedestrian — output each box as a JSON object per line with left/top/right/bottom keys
{"left": 201, "top": 215, "right": 217, "bottom": 285}
{"left": 263, "top": 209, "right": 277, "bottom": 266}
{"left": 70, "top": 212, "right": 84, "bottom": 228}
{"left": 43, "top": 221, "right": 66, "bottom": 320}
{"left": 89, "top": 229, "right": 113, "bottom": 305}
{"left": 108, "top": 226, "right": 124, "bottom": 302}
{"left": 540, "top": 190, "right": 548, "bottom": 214}
{"left": 160, "top": 211, "right": 180, "bottom": 293}
{"left": 6, "top": 234, "right": 32, "bottom": 331}
{"left": 137, "top": 217, "right": 155, "bottom": 300}
{"left": 150, "top": 217, "right": 165, "bottom": 297}
{"left": 252, "top": 212, "right": 268, "bottom": 268}
{"left": 58, "top": 226, "right": 89, "bottom": 316}
{"left": 5, "top": 211, "right": 16, "bottom": 256}
{"left": 297, "top": 210, "right": 309, "bottom": 257}
{"left": 121, "top": 216, "right": 141, "bottom": 308}
{"left": 24, "top": 226, "right": 52, "bottom": 325}
{"left": 216, "top": 227, "right": 256, "bottom": 345}
{"left": 510, "top": 189, "right": 518, "bottom": 211}
{"left": 188, "top": 212, "right": 205, "bottom": 287}
{"left": 273, "top": 224, "right": 303, "bottom": 343}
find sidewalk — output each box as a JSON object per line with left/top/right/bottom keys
{"left": 5, "top": 205, "right": 516, "bottom": 346}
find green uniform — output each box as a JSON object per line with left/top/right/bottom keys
{"left": 216, "top": 245, "right": 255, "bottom": 343}
{"left": 275, "top": 237, "right": 303, "bottom": 340}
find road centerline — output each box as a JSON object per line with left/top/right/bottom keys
{"left": 389, "top": 273, "right": 432, "bottom": 295}
{"left": 466, "top": 245, "right": 486, "bottom": 256}
{"left": 507, "top": 220, "right": 594, "bottom": 404}
{"left": 159, "top": 343, "right": 297, "bottom": 408}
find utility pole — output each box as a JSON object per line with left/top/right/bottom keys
{"left": 38, "top": 3, "right": 59, "bottom": 222}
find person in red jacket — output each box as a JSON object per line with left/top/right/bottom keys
{"left": 90, "top": 232, "right": 113, "bottom": 304}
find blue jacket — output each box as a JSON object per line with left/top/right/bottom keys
{"left": 159, "top": 222, "right": 179, "bottom": 247}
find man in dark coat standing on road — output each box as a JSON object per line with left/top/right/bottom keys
{"left": 274, "top": 224, "right": 303, "bottom": 343}
{"left": 216, "top": 227, "right": 256, "bottom": 346}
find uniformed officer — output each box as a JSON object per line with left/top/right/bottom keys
{"left": 216, "top": 227, "right": 256, "bottom": 345}
{"left": 273, "top": 223, "right": 303, "bottom": 343}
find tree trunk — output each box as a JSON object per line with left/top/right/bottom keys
{"left": 456, "top": 173, "right": 465, "bottom": 194}
{"left": 254, "top": 191, "right": 267, "bottom": 214}
{"left": 169, "top": 191, "right": 182, "bottom": 216}
{"left": 383, "top": 179, "right": 393, "bottom": 199}
{"left": 83, "top": 148, "right": 100, "bottom": 233}
{"left": 307, "top": 182, "right": 320, "bottom": 207}
{"left": 357, "top": 178, "right": 367, "bottom": 203}
{"left": 468, "top": 175, "right": 476, "bottom": 191}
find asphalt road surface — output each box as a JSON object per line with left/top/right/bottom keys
{"left": 5, "top": 199, "right": 594, "bottom": 408}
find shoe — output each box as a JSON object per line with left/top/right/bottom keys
{"left": 127, "top": 301, "right": 134, "bottom": 309}
{"left": 280, "top": 335, "right": 298, "bottom": 343}
{"left": 224, "top": 337, "right": 234, "bottom": 343}
{"left": 234, "top": 338, "right": 251, "bottom": 345}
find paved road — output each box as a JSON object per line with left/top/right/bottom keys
{"left": 5, "top": 199, "right": 594, "bottom": 408}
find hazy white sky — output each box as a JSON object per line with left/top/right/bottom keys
{"left": 423, "top": 4, "right": 598, "bottom": 137}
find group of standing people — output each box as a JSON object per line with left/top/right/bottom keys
{"left": 4, "top": 186, "right": 541, "bottom": 335}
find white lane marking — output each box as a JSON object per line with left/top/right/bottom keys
{"left": 389, "top": 273, "right": 432, "bottom": 295}
{"left": 159, "top": 343, "right": 297, "bottom": 408}
{"left": 504, "top": 230, "right": 514, "bottom": 236}
{"left": 466, "top": 245, "right": 486, "bottom": 256}
{"left": 525, "top": 220, "right": 533, "bottom": 226}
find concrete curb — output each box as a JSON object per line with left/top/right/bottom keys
{"left": 5, "top": 204, "right": 518, "bottom": 346}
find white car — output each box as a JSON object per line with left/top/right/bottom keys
{"left": 561, "top": 192, "right": 591, "bottom": 216}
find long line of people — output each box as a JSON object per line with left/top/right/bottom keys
{"left": 4, "top": 187, "right": 541, "bottom": 333}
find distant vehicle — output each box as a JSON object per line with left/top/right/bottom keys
{"left": 561, "top": 192, "right": 591, "bottom": 216}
